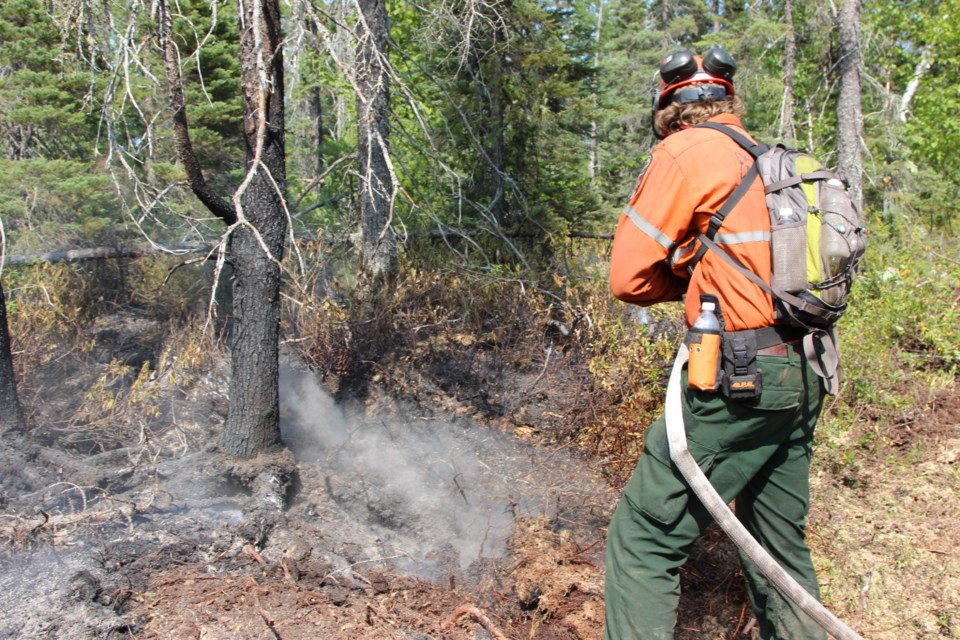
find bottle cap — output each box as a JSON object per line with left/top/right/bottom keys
{"left": 699, "top": 293, "right": 719, "bottom": 308}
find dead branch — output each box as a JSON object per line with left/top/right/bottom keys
{"left": 6, "top": 504, "right": 127, "bottom": 535}
{"left": 6, "top": 243, "right": 215, "bottom": 267}
{"left": 440, "top": 604, "right": 509, "bottom": 640}
{"left": 243, "top": 544, "right": 266, "bottom": 566}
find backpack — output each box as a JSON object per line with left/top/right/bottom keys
{"left": 692, "top": 122, "right": 868, "bottom": 331}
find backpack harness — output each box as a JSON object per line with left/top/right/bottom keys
{"left": 684, "top": 122, "right": 866, "bottom": 395}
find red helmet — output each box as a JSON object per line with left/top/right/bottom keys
{"left": 654, "top": 47, "right": 737, "bottom": 110}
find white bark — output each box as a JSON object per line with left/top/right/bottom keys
{"left": 898, "top": 47, "right": 932, "bottom": 123}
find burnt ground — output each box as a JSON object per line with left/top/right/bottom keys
{"left": 1, "top": 306, "right": 958, "bottom": 639}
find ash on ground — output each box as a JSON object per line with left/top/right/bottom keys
{"left": 0, "top": 357, "right": 614, "bottom": 639}
{"left": 279, "top": 362, "right": 611, "bottom": 582}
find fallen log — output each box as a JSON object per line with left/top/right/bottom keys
{"left": 6, "top": 242, "right": 215, "bottom": 266}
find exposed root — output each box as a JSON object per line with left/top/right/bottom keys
{"left": 440, "top": 604, "right": 509, "bottom": 640}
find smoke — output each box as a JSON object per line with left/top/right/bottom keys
{"left": 279, "top": 363, "right": 525, "bottom": 577}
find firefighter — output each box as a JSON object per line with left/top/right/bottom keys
{"left": 603, "top": 47, "right": 828, "bottom": 640}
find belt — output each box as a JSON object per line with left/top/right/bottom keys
{"left": 756, "top": 339, "right": 803, "bottom": 357}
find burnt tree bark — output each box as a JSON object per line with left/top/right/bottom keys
{"left": 223, "top": 0, "right": 288, "bottom": 458}
{"left": 836, "top": 0, "right": 864, "bottom": 210}
{"left": 159, "top": 0, "right": 286, "bottom": 458}
{"left": 302, "top": 84, "right": 325, "bottom": 179}
{"left": 0, "top": 279, "right": 25, "bottom": 434}
{"left": 356, "top": 0, "right": 397, "bottom": 283}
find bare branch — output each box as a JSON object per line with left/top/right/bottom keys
{"left": 158, "top": 0, "right": 237, "bottom": 224}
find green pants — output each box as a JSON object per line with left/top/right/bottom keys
{"left": 604, "top": 349, "right": 827, "bottom": 640}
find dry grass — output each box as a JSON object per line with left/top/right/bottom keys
{"left": 809, "top": 387, "right": 960, "bottom": 639}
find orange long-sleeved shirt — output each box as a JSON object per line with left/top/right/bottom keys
{"left": 609, "top": 113, "right": 775, "bottom": 331}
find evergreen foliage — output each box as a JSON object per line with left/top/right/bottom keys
{"left": 0, "top": 0, "right": 957, "bottom": 318}
{"left": 0, "top": 0, "right": 121, "bottom": 251}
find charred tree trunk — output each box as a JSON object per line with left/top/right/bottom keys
{"left": 836, "top": 0, "right": 864, "bottom": 210}
{"left": 159, "top": 0, "right": 286, "bottom": 458}
{"left": 356, "top": 0, "right": 396, "bottom": 284}
{"left": 0, "top": 280, "right": 25, "bottom": 434}
{"left": 220, "top": 0, "right": 288, "bottom": 458}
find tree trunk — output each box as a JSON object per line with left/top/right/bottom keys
{"left": 219, "top": 0, "right": 288, "bottom": 458}
{"left": 292, "top": 16, "right": 326, "bottom": 181}
{"left": 306, "top": 85, "right": 324, "bottom": 177}
{"left": 292, "top": 79, "right": 324, "bottom": 180}
{"left": 659, "top": 0, "right": 670, "bottom": 47}
{"left": 160, "top": 0, "right": 288, "bottom": 458}
{"left": 588, "top": 0, "right": 603, "bottom": 187}
{"left": 484, "top": 45, "right": 507, "bottom": 227}
{"left": 0, "top": 279, "right": 25, "bottom": 434}
{"left": 898, "top": 47, "right": 932, "bottom": 123}
{"left": 836, "top": 0, "right": 864, "bottom": 210}
{"left": 779, "top": 0, "right": 797, "bottom": 144}
{"left": 356, "top": 0, "right": 397, "bottom": 283}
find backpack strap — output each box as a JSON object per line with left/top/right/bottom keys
{"left": 696, "top": 122, "right": 767, "bottom": 159}
{"left": 696, "top": 232, "right": 841, "bottom": 390}
{"left": 765, "top": 170, "right": 837, "bottom": 193}
{"left": 689, "top": 122, "right": 770, "bottom": 273}
{"left": 687, "top": 162, "right": 759, "bottom": 268}
{"left": 686, "top": 122, "right": 767, "bottom": 269}
{"left": 696, "top": 233, "right": 813, "bottom": 314}
{"left": 705, "top": 163, "right": 759, "bottom": 241}
{"left": 804, "top": 328, "right": 840, "bottom": 395}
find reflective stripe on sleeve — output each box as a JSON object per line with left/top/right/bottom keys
{"left": 715, "top": 230, "right": 770, "bottom": 245}
{"left": 623, "top": 206, "right": 674, "bottom": 249}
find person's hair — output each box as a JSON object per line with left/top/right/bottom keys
{"left": 654, "top": 91, "right": 744, "bottom": 137}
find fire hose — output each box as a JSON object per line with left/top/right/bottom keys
{"left": 665, "top": 343, "right": 864, "bottom": 640}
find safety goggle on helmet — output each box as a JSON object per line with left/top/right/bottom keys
{"left": 652, "top": 46, "right": 738, "bottom": 111}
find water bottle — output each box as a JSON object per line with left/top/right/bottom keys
{"left": 688, "top": 294, "right": 722, "bottom": 391}
{"left": 819, "top": 179, "right": 853, "bottom": 305}
{"left": 770, "top": 207, "right": 808, "bottom": 293}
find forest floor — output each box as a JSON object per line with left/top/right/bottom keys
{"left": 0, "top": 304, "right": 957, "bottom": 639}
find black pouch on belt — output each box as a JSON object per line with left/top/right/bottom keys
{"left": 721, "top": 331, "right": 763, "bottom": 400}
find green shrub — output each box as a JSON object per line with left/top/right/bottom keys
{"left": 818, "top": 224, "right": 960, "bottom": 452}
